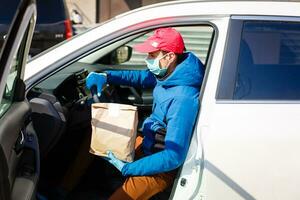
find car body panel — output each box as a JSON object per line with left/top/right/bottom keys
{"left": 18, "top": 1, "right": 300, "bottom": 199}
{"left": 25, "top": 1, "right": 300, "bottom": 80}
{"left": 171, "top": 17, "right": 230, "bottom": 200}
{"left": 193, "top": 16, "right": 300, "bottom": 200}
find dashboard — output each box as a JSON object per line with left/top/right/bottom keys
{"left": 53, "top": 68, "right": 89, "bottom": 106}
{"left": 27, "top": 67, "right": 93, "bottom": 158}
{"left": 29, "top": 62, "right": 103, "bottom": 107}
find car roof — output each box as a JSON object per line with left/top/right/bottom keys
{"left": 115, "top": 0, "right": 300, "bottom": 19}
{"left": 25, "top": 0, "right": 300, "bottom": 81}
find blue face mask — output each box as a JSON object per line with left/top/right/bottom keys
{"left": 145, "top": 54, "right": 168, "bottom": 77}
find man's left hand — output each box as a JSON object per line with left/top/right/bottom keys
{"left": 106, "top": 151, "right": 127, "bottom": 172}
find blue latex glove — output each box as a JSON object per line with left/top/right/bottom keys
{"left": 86, "top": 72, "right": 107, "bottom": 97}
{"left": 106, "top": 151, "right": 128, "bottom": 172}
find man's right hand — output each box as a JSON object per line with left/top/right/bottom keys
{"left": 86, "top": 72, "right": 107, "bottom": 97}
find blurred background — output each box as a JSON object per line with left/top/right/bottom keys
{"left": 68, "top": 0, "right": 172, "bottom": 26}
{"left": 0, "top": 0, "right": 175, "bottom": 57}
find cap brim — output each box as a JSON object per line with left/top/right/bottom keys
{"left": 133, "top": 41, "right": 159, "bottom": 53}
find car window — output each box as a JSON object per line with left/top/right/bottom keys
{"left": 36, "top": 25, "right": 215, "bottom": 92}
{"left": 79, "top": 25, "right": 214, "bottom": 68}
{"left": 217, "top": 20, "right": 300, "bottom": 101}
{"left": 0, "top": 26, "right": 29, "bottom": 117}
{"left": 121, "top": 26, "right": 214, "bottom": 66}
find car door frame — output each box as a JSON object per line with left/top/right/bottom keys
{"left": 0, "top": 0, "right": 37, "bottom": 199}
{"left": 190, "top": 15, "right": 300, "bottom": 200}
{"left": 25, "top": 18, "right": 218, "bottom": 128}
{"left": 0, "top": 0, "right": 36, "bottom": 99}
{"left": 25, "top": 16, "right": 219, "bottom": 199}
{"left": 25, "top": 16, "right": 217, "bottom": 89}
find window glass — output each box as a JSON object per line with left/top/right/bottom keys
{"left": 218, "top": 20, "right": 300, "bottom": 100}
{"left": 0, "top": 52, "right": 20, "bottom": 117}
{"left": 0, "top": 25, "right": 29, "bottom": 117}
{"left": 37, "top": 25, "right": 214, "bottom": 96}
{"left": 123, "top": 26, "right": 214, "bottom": 66}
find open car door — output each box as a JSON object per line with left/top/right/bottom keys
{"left": 0, "top": 0, "right": 38, "bottom": 199}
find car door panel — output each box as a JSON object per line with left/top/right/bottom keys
{"left": 0, "top": 0, "right": 37, "bottom": 199}
{"left": 0, "top": 101, "right": 39, "bottom": 199}
{"left": 0, "top": 103, "right": 30, "bottom": 151}
{"left": 0, "top": 146, "right": 10, "bottom": 199}
{"left": 11, "top": 124, "right": 39, "bottom": 200}
{"left": 0, "top": 102, "right": 30, "bottom": 183}
{"left": 11, "top": 177, "right": 36, "bottom": 200}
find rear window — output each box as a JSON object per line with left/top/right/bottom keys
{"left": 217, "top": 19, "right": 300, "bottom": 101}
{"left": 0, "top": 0, "right": 67, "bottom": 24}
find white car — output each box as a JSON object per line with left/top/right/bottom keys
{"left": 1, "top": 0, "right": 300, "bottom": 199}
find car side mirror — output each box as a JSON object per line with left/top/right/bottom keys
{"left": 111, "top": 46, "right": 132, "bottom": 64}
{"left": 98, "top": 46, "right": 132, "bottom": 65}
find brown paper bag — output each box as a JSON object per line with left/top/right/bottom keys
{"left": 89, "top": 103, "right": 138, "bottom": 162}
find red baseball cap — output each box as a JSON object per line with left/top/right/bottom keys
{"left": 134, "top": 28, "right": 185, "bottom": 54}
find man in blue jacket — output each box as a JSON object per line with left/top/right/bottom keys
{"left": 86, "top": 27, "right": 204, "bottom": 200}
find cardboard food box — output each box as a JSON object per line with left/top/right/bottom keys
{"left": 90, "top": 103, "right": 138, "bottom": 162}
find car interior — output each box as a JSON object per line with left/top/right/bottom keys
{"left": 23, "top": 26, "right": 214, "bottom": 199}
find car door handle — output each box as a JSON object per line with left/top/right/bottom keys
{"left": 14, "top": 129, "right": 25, "bottom": 154}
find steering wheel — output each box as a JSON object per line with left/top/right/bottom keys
{"left": 90, "top": 85, "right": 120, "bottom": 103}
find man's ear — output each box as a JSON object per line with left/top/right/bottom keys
{"left": 169, "top": 52, "right": 177, "bottom": 63}
{"left": 169, "top": 52, "right": 176, "bottom": 57}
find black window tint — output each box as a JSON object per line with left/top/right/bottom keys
{"left": 36, "top": 0, "right": 66, "bottom": 23}
{"left": 218, "top": 20, "right": 300, "bottom": 100}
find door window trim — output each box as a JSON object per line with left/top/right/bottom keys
{"left": 216, "top": 15, "right": 300, "bottom": 104}
{"left": 25, "top": 16, "right": 219, "bottom": 91}
{"left": 0, "top": 0, "right": 36, "bottom": 117}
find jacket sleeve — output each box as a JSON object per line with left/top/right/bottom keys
{"left": 121, "top": 97, "right": 199, "bottom": 176}
{"left": 106, "top": 70, "right": 156, "bottom": 88}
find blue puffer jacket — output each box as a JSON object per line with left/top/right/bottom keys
{"left": 106, "top": 52, "right": 204, "bottom": 176}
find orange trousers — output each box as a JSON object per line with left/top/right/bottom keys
{"left": 108, "top": 136, "right": 177, "bottom": 200}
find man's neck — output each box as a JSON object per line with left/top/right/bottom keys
{"left": 159, "top": 62, "right": 177, "bottom": 80}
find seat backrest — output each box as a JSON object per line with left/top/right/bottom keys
{"left": 30, "top": 98, "right": 66, "bottom": 158}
